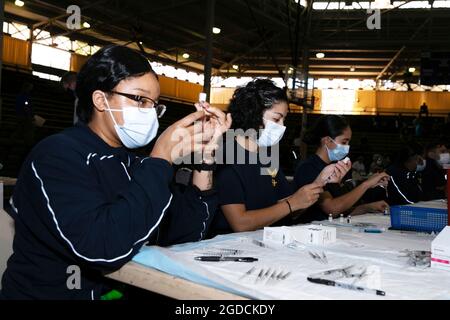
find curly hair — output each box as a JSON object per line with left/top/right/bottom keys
{"left": 228, "top": 79, "right": 288, "bottom": 131}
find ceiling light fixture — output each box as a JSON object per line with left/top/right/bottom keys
{"left": 316, "top": 52, "right": 325, "bottom": 59}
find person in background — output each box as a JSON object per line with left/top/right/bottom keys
{"left": 1, "top": 45, "right": 231, "bottom": 300}
{"left": 372, "top": 112, "right": 380, "bottom": 129}
{"left": 294, "top": 115, "right": 390, "bottom": 223}
{"left": 209, "top": 79, "right": 349, "bottom": 235}
{"left": 439, "top": 145, "right": 450, "bottom": 165}
{"left": 382, "top": 154, "right": 392, "bottom": 168}
{"left": 370, "top": 154, "right": 384, "bottom": 174}
{"left": 61, "top": 71, "right": 79, "bottom": 124}
{"left": 291, "top": 126, "right": 303, "bottom": 172}
{"left": 400, "top": 121, "right": 410, "bottom": 142}
{"left": 352, "top": 156, "right": 366, "bottom": 184}
{"left": 420, "top": 142, "right": 448, "bottom": 200}
{"left": 395, "top": 113, "right": 403, "bottom": 130}
{"left": 386, "top": 143, "right": 424, "bottom": 205}
{"left": 443, "top": 114, "right": 450, "bottom": 141}
{"left": 419, "top": 102, "right": 429, "bottom": 117}
{"left": 413, "top": 116, "right": 423, "bottom": 138}
{"left": 352, "top": 136, "right": 372, "bottom": 169}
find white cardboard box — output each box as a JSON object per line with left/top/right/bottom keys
{"left": 263, "top": 226, "right": 294, "bottom": 246}
{"left": 431, "top": 226, "right": 450, "bottom": 271}
{"left": 263, "top": 224, "right": 336, "bottom": 247}
{"left": 290, "top": 224, "right": 336, "bottom": 246}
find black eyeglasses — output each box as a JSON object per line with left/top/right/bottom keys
{"left": 110, "top": 90, "right": 166, "bottom": 118}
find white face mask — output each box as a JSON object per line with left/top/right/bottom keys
{"left": 257, "top": 118, "right": 286, "bottom": 147}
{"left": 438, "top": 152, "right": 450, "bottom": 165}
{"left": 416, "top": 159, "right": 426, "bottom": 172}
{"left": 103, "top": 93, "right": 159, "bottom": 149}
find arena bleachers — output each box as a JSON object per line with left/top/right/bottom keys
{"left": 0, "top": 69, "right": 197, "bottom": 177}
{"left": 1, "top": 69, "right": 448, "bottom": 178}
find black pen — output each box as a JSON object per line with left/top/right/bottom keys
{"left": 194, "top": 256, "right": 258, "bottom": 262}
{"left": 307, "top": 277, "right": 385, "bottom": 296}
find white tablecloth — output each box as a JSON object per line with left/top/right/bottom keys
{"left": 133, "top": 214, "right": 450, "bottom": 299}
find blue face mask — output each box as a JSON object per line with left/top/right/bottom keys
{"left": 326, "top": 138, "right": 350, "bottom": 162}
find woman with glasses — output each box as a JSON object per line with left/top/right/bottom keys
{"left": 1, "top": 45, "right": 231, "bottom": 300}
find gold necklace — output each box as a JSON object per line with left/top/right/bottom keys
{"left": 267, "top": 168, "right": 278, "bottom": 187}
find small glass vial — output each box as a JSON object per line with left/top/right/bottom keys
{"left": 339, "top": 214, "right": 344, "bottom": 223}
{"left": 347, "top": 215, "right": 352, "bottom": 224}
{"left": 328, "top": 214, "right": 333, "bottom": 222}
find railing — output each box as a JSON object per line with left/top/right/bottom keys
{"left": 288, "top": 107, "right": 450, "bottom": 117}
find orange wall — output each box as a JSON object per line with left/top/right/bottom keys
{"left": 5, "top": 37, "right": 446, "bottom": 114}
{"left": 354, "top": 90, "right": 377, "bottom": 113}
{"left": 67, "top": 58, "right": 203, "bottom": 105}
{"left": 211, "top": 87, "right": 322, "bottom": 112}
{"left": 210, "top": 87, "right": 234, "bottom": 110}
{"left": 375, "top": 91, "right": 450, "bottom": 112}
{"left": 159, "top": 75, "right": 203, "bottom": 104}
{"left": 70, "top": 53, "right": 89, "bottom": 72}
{"left": 212, "top": 87, "right": 450, "bottom": 115}
{"left": 2, "top": 35, "right": 31, "bottom": 68}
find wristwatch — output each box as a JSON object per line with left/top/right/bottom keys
{"left": 193, "top": 162, "right": 217, "bottom": 172}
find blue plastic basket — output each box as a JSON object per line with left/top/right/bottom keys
{"left": 390, "top": 204, "right": 448, "bottom": 233}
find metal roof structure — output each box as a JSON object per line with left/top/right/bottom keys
{"left": 4, "top": 0, "right": 450, "bottom": 82}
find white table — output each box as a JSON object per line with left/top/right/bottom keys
{"left": 109, "top": 213, "right": 450, "bottom": 300}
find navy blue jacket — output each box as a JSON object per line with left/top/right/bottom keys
{"left": 421, "top": 157, "right": 446, "bottom": 200}
{"left": 1, "top": 124, "right": 217, "bottom": 300}
{"left": 386, "top": 164, "right": 422, "bottom": 205}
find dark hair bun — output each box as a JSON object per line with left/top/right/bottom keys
{"left": 75, "top": 45, "right": 156, "bottom": 123}
{"left": 304, "top": 115, "right": 349, "bottom": 146}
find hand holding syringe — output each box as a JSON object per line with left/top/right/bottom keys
{"left": 316, "top": 157, "right": 352, "bottom": 186}
{"left": 376, "top": 175, "right": 390, "bottom": 199}
{"left": 194, "top": 93, "right": 232, "bottom": 163}
{"left": 365, "top": 172, "right": 390, "bottom": 189}
{"left": 198, "top": 92, "right": 208, "bottom": 145}
{"left": 287, "top": 156, "right": 350, "bottom": 210}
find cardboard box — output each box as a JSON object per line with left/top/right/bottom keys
{"left": 263, "top": 226, "right": 293, "bottom": 246}
{"left": 263, "top": 224, "right": 336, "bottom": 247}
{"left": 431, "top": 226, "right": 450, "bottom": 271}
{"left": 290, "top": 225, "right": 336, "bottom": 246}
